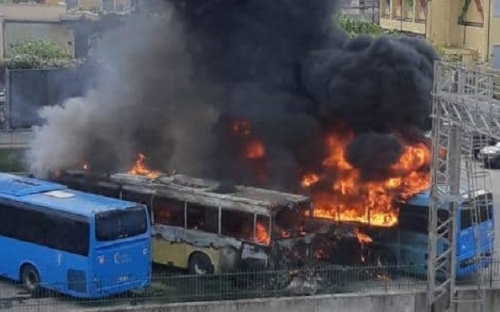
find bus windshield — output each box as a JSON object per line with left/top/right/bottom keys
{"left": 460, "top": 192, "right": 493, "bottom": 229}
{"left": 96, "top": 206, "right": 148, "bottom": 241}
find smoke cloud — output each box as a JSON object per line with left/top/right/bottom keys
{"left": 27, "top": 0, "right": 439, "bottom": 190}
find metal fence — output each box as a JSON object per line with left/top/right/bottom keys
{"left": 1, "top": 261, "right": 500, "bottom": 311}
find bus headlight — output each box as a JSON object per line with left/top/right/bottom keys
{"left": 98, "top": 255, "right": 105, "bottom": 264}
{"left": 143, "top": 248, "right": 148, "bottom": 255}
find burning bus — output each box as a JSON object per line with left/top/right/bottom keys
{"left": 53, "top": 168, "right": 370, "bottom": 274}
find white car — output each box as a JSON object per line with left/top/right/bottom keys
{"left": 478, "top": 142, "right": 500, "bottom": 160}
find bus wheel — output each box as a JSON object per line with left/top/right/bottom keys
{"left": 188, "top": 252, "right": 214, "bottom": 275}
{"left": 21, "top": 265, "right": 42, "bottom": 297}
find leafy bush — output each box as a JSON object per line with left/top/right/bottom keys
{"left": 4, "top": 40, "right": 78, "bottom": 69}
{"left": 337, "top": 15, "right": 398, "bottom": 37}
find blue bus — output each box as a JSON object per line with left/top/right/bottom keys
{"left": 368, "top": 188, "right": 493, "bottom": 277}
{"left": 0, "top": 173, "right": 151, "bottom": 298}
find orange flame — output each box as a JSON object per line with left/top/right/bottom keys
{"left": 301, "top": 173, "right": 320, "bottom": 187}
{"left": 246, "top": 139, "right": 265, "bottom": 159}
{"left": 302, "top": 131, "right": 431, "bottom": 227}
{"left": 255, "top": 221, "right": 270, "bottom": 245}
{"left": 231, "top": 119, "right": 267, "bottom": 183}
{"left": 128, "top": 153, "right": 161, "bottom": 179}
{"left": 355, "top": 228, "right": 373, "bottom": 244}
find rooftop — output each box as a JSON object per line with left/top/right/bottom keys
{"left": 0, "top": 173, "right": 138, "bottom": 217}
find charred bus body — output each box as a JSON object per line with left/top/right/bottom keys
{"left": 53, "top": 170, "right": 370, "bottom": 273}
{"left": 55, "top": 171, "right": 307, "bottom": 272}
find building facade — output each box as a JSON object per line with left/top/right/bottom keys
{"left": 62, "top": 0, "right": 132, "bottom": 12}
{"left": 340, "top": 0, "right": 380, "bottom": 23}
{"left": 0, "top": 3, "right": 74, "bottom": 59}
{"left": 379, "top": 0, "right": 500, "bottom": 67}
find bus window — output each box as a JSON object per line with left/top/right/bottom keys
{"left": 122, "top": 189, "right": 153, "bottom": 219}
{"left": 461, "top": 193, "right": 493, "bottom": 229}
{"left": 0, "top": 203, "right": 90, "bottom": 256}
{"left": 461, "top": 205, "right": 490, "bottom": 229}
{"left": 255, "top": 215, "right": 270, "bottom": 245}
{"left": 273, "top": 206, "right": 307, "bottom": 238}
{"left": 152, "top": 197, "right": 185, "bottom": 227}
{"left": 96, "top": 206, "right": 148, "bottom": 241}
{"left": 43, "top": 214, "right": 90, "bottom": 256}
{"left": 221, "top": 209, "right": 253, "bottom": 241}
{"left": 186, "top": 203, "right": 218, "bottom": 234}
{"left": 91, "top": 183, "right": 120, "bottom": 198}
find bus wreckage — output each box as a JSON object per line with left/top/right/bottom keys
{"left": 53, "top": 170, "right": 373, "bottom": 273}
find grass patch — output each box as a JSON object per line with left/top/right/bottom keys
{"left": 0, "top": 148, "right": 27, "bottom": 172}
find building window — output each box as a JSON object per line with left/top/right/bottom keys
{"left": 495, "top": 0, "right": 500, "bottom": 16}
{"left": 494, "top": 45, "right": 500, "bottom": 70}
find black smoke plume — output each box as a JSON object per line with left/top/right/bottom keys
{"left": 28, "top": 0, "right": 439, "bottom": 190}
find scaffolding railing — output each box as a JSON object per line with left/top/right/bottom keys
{"left": 428, "top": 61, "right": 500, "bottom": 312}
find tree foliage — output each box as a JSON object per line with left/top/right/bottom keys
{"left": 336, "top": 15, "right": 398, "bottom": 37}
{"left": 5, "top": 40, "right": 78, "bottom": 69}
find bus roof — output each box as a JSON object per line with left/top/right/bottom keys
{"left": 110, "top": 173, "right": 309, "bottom": 215}
{"left": 0, "top": 173, "right": 138, "bottom": 217}
{"left": 407, "top": 187, "right": 492, "bottom": 207}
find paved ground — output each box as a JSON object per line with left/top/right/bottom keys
{"left": 0, "top": 131, "right": 499, "bottom": 311}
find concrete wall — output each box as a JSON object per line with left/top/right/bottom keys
{"left": 0, "top": 3, "right": 67, "bottom": 22}
{"left": 72, "top": 287, "right": 500, "bottom": 312}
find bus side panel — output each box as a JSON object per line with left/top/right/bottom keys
{"left": 0, "top": 237, "right": 26, "bottom": 280}
{"left": 398, "top": 232, "right": 428, "bottom": 267}
{"left": 42, "top": 253, "right": 88, "bottom": 296}
{"left": 152, "top": 237, "right": 188, "bottom": 268}
{"left": 153, "top": 226, "right": 243, "bottom": 273}
{"left": 0, "top": 237, "right": 88, "bottom": 295}
{"left": 152, "top": 238, "right": 224, "bottom": 272}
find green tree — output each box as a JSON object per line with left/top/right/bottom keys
{"left": 5, "top": 40, "right": 78, "bottom": 69}
{"left": 336, "top": 15, "right": 398, "bottom": 37}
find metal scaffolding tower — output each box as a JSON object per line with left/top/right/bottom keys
{"left": 427, "top": 61, "right": 500, "bottom": 312}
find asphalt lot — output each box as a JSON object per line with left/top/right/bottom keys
{"left": 0, "top": 131, "right": 498, "bottom": 311}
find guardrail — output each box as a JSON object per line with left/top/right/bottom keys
{"left": 0, "top": 129, "right": 33, "bottom": 148}
{"left": 0, "top": 261, "right": 498, "bottom": 311}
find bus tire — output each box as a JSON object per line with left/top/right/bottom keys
{"left": 188, "top": 252, "right": 214, "bottom": 275}
{"left": 20, "top": 264, "right": 42, "bottom": 297}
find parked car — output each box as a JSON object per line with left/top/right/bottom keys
{"left": 484, "top": 154, "right": 500, "bottom": 169}
{"left": 473, "top": 133, "right": 497, "bottom": 159}
{"left": 478, "top": 142, "right": 500, "bottom": 159}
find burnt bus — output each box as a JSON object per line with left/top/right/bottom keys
{"left": 54, "top": 170, "right": 329, "bottom": 273}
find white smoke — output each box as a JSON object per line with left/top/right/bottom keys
{"left": 27, "top": 3, "right": 218, "bottom": 177}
